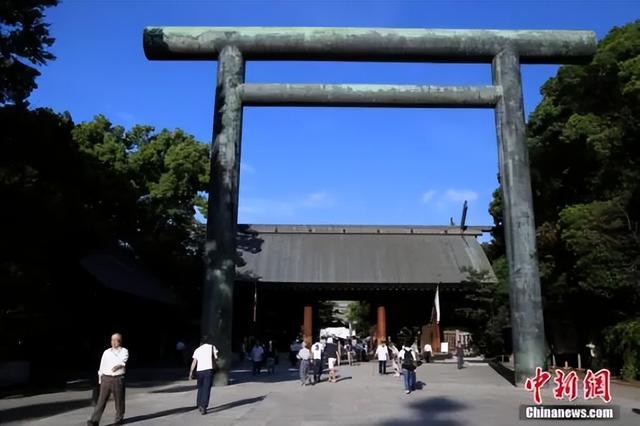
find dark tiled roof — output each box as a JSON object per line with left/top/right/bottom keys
{"left": 236, "top": 224, "right": 495, "bottom": 286}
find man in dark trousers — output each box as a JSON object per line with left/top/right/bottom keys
{"left": 457, "top": 342, "right": 465, "bottom": 369}
{"left": 190, "top": 335, "right": 219, "bottom": 415}
{"left": 87, "top": 333, "right": 129, "bottom": 426}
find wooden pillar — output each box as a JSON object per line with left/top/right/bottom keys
{"left": 376, "top": 305, "right": 386, "bottom": 345}
{"left": 303, "top": 305, "right": 313, "bottom": 346}
{"left": 432, "top": 322, "right": 441, "bottom": 353}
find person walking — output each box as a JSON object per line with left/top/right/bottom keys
{"left": 297, "top": 341, "right": 312, "bottom": 386}
{"left": 324, "top": 337, "right": 338, "bottom": 383}
{"left": 344, "top": 340, "right": 353, "bottom": 366}
{"left": 250, "top": 341, "right": 264, "bottom": 375}
{"left": 389, "top": 342, "right": 401, "bottom": 377}
{"left": 375, "top": 341, "right": 389, "bottom": 375}
{"left": 311, "top": 340, "right": 323, "bottom": 383}
{"left": 456, "top": 341, "right": 465, "bottom": 369}
{"left": 289, "top": 339, "right": 301, "bottom": 367}
{"left": 189, "top": 335, "right": 219, "bottom": 415}
{"left": 265, "top": 340, "right": 277, "bottom": 374}
{"left": 87, "top": 333, "right": 129, "bottom": 426}
{"left": 311, "top": 342, "right": 322, "bottom": 385}
{"left": 398, "top": 343, "right": 418, "bottom": 394}
{"left": 423, "top": 342, "right": 433, "bottom": 363}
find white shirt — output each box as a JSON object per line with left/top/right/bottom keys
{"left": 311, "top": 342, "right": 323, "bottom": 360}
{"left": 250, "top": 345, "right": 264, "bottom": 362}
{"left": 192, "top": 343, "right": 219, "bottom": 371}
{"left": 375, "top": 345, "right": 389, "bottom": 361}
{"left": 98, "top": 347, "right": 129, "bottom": 377}
{"left": 297, "top": 347, "right": 311, "bottom": 360}
{"left": 424, "top": 344, "right": 433, "bottom": 352}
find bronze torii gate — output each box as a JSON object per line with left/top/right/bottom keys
{"left": 143, "top": 26, "right": 596, "bottom": 385}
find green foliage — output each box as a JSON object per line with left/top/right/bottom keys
{"left": 0, "top": 107, "right": 210, "bottom": 346}
{"left": 316, "top": 301, "right": 339, "bottom": 326}
{"left": 0, "top": 0, "right": 58, "bottom": 105}
{"left": 456, "top": 264, "right": 510, "bottom": 356}
{"left": 604, "top": 319, "right": 640, "bottom": 381}
{"left": 346, "top": 301, "right": 371, "bottom": 334}
{"left": 487, "top": 20, "right": 640, "bottom": 372}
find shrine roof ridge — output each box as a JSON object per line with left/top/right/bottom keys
{"left": 238, "top": 224, "right": 492, "bottom": 236}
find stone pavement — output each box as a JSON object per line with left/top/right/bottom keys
{"left": 1, "top": 360, "right": 639, "bottom": 425}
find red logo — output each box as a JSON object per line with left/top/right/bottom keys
{"left": 583, "top": 369, "right": 612, "bottom": 403}
{"left": 525, "top": 368, "right": 612, "bottom": 404}
{"left": 524, "top": 367, "right": 551, "bottom": 404}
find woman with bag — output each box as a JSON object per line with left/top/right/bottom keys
{"left": 189, "top": 335, "right": 219, "bottom": 415}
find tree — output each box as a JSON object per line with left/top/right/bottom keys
{"left": 0, "top": 108, "right": 211, "bottom": 365}
{"left": 455, "top": 264, "right": 510, "bottom": 356}
{"left": 0, "top": 0, "right": 58, "bottom": 105}
{"left": 346, "top": 301, "right": 371, "bottom": 335}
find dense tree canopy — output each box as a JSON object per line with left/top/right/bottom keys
{"left": 0, "top": 106, "right": 210, "bottom": 362}
{"left": 0, "top": 0, "right": 58, "bottom": 105}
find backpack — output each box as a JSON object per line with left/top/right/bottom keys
{"left": 402, "top": 350, "right": 416, "bottom": 370}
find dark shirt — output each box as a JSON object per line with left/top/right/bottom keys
{"left": 324, "top": 342, "right": 338, "bottom": 358}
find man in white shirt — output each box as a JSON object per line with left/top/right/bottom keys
{"left": 311, "top": 341, "right": 323, "bottom": 383}
{"left": 250, "top": 341, "right": 265, "bottom": 375}
{"left": 87, "top": 333, "right": 129, "bottom": 426}
{"left": 296, "top": 341, "right": 312, "bottom": 386}
{"left": 190, "top": 335, "right": 219, "bottom": 415}
{"left": 375, "top": 341, "right": 389, "bottom": 375}
{"left": 423, "top": 343, "right": 433, "bottom": 363}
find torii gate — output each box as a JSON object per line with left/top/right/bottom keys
{"left": 143, "top": 26, "right": 596, "bottom": 385}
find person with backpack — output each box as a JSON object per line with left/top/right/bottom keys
{"left": 398, "top": 343, "right": 419, "bottom": 394}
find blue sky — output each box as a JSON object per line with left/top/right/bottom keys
{"left": 30, "top": 1, "right": 638, "bottom": 230}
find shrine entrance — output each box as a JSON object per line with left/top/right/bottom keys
{"left": 144, "top": 26, "right": 596, "bottom": 385}
{"left": 233, "top": 224, "right": 494, "bottom": 358}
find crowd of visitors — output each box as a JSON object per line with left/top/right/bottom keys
{"left": 86, "top": 332, "right": 467, "bottom": 425}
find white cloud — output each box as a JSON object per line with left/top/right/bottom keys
{"left": 302, "top": 191, "right": 333, "bottom": 208}
{"left": 422, "top": 190, "right": 437, "bottom": 203}
{"left": 239, "top": 190, "right": 335, "bottom": 221}
{"left": 444, "top": 189, "right": 478, "bottom": 203}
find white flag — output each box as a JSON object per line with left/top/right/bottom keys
{"left": 434, "top": 285, "right": 440, "bottom": 324}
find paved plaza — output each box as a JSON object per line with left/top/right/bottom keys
{"left": 1, "top": 361, "right": 639, "bottom": 425}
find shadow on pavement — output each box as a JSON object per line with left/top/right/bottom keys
{"left": 0, "top": 398, "right": 91, "bottom": 423}
{"left": 208, "top": 395, "right": 266, "bottom": 413}
{"left": 376, "top": 396, "right": 467, "bottom": 426}
{"left": 229, "top": 369, "right": 298, "bottom": 385}
{"left": 122, "top": 406, "right": 195, "bottom": 424}
{"left": 150, "top": 384, "right": 197, "bottom": 394}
